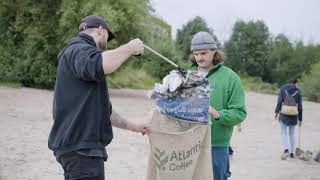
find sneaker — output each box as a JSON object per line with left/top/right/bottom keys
{"left": 281, "top": 152, "right": 290, "bottom": 160}
{"left": 290, "top": 153, "right": 294, "bottom": 158}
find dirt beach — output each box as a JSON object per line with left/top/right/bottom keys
{"left": 0, "top": 87, "right": 319, "bottom": 180}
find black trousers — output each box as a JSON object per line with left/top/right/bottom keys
{"left": 57, "top": 152, "right": 105, "bottom": 180}
{"left": 229, "top": 147, "right": 234, "bottom": 156}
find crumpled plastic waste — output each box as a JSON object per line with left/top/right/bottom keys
{"left": 153, "top": 70, "right": 184, "bottom": 93}
{"left": 150, "top": 70, "right": 211, "bottom": 124}
{"left": 151, "top": 70, "right": 211, "bottom": 99}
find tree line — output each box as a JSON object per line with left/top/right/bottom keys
{"left": 1, "top": 1, "right": 319, "bottom": 101}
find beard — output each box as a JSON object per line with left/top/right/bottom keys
{"left": 97, "top": 39, "right": 107, "bottom": 51}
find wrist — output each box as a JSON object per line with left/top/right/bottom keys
{"left": 127, "top": 122, "right": 132, "bottom": 131}
{"left": 214, "top": 112, "right": 220, "bottom": 120}
{"left": 127, "top": 122, "right": 136, "bottom": 131}
{"left": 210, "top": 111, "right": 220, "bottom": 120}
{"left": 126, "top": 42, "right": 138, "bottom": 55}
{"left": 119, "top": 43, "right": 133, "bottom": 56}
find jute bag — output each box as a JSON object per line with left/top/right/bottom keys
{"left": 146, "top": 109, "right": 213, "bottom": 180}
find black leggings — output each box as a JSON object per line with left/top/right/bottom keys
{"left": 57, "top": 152, "right": 105, "bottom": 180}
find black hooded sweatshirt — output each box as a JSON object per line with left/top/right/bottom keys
{"left": 48, "top": 33, "right": 113, "bottom": 157}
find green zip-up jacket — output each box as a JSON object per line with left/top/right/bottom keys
{"left": 190, "top": 64, "right": 247, "bottom": 147}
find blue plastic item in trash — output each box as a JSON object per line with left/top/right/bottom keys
{"left": 153, "top": 96, "right": 210, "bottom": 124}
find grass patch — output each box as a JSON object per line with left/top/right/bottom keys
{"left": 0, "top": 82, "right": 22, "bottom": 88}
{"left": 240, "top": 74, "right": 278, "bottom": 94}
{"left": 107, "top": 66, "right": 158, "bottom": 89}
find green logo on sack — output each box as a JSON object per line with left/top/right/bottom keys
{"left": 154, "top": 147, "right": 169, "bottom": 171}
{"left": 153, "top": 141, "right": 202, "bottom": 172}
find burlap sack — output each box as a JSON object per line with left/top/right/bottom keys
{"left": 146, "top": 109, "right": 213, "bottom": 180}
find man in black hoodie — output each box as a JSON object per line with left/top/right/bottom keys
{"left": 275, "top": 78, "right": 303, "bottom": 160}
{"left": 48, "top": 15, "right": 148, "bottom": 180}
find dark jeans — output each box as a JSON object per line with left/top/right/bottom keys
{"left": 57, "top": 151, "right": 105, "bottom": 180}
{"left": 212, "top": 147, "right": 231, "bottom": 180}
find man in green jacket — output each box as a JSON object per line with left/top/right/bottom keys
{"left": 190, "top": 32, "right": 247, "bottom": 180}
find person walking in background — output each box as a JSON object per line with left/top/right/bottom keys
{"left": 275, "top": 78, "right": 303, "bottom": 160}
{"left": 48, "top": 15, "right": 148, "bottom": 180}
{"left": 189, "top": 32, "right": 247, "bottom": 180}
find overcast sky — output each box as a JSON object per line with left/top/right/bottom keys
{"left": 151, "top": 0, "right": 320, "bottom": 45}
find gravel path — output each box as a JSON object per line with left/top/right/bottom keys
{"left": 0, "top": 87, "right": 319, "bottom": 180}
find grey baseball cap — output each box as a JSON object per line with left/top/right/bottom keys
{"left": 191, "top": 31, "right": 217, "bottom": 51}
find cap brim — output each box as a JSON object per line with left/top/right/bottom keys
{"left": 107, "top": 29, "right": 117, "bottom": 42}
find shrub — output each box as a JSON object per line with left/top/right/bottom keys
{"left": 300, "top": 64, "right": 320, "bottom": 102}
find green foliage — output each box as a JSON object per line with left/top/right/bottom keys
{"left": 0, "top": 0, "right": 60, "bottom": 88}
{"left": 300, "top": 63, "right": 320, "bottom": 102}
{"left": 240, "top": 73, "right": 278, "bottom": 94}
{"left": 142, "top": 39, "right": 175, "bottom": 78}
{"left": 175, "top": 16, "right": 220, "bottom": 61}
{"left": 0, "top": 82, "right": 22, "bottom": 88}
{"left": 138, "top": 15, "right": 176, "bottom": 78}
{"left": 224, "top": 20, "right": 320, "bottom": 88}
{"left": 1, "top": 0, "right": 320, "bottom": 102}
{"left": 0, "top": 0, "right": 174, "bottom": 88}
{"left": 224, "top": 20, "right": 271, "bottom": 80}
{"left": 267, "top": 35, "right": 320, "bottom": 85}
{"left": 107, "top": 65, "right": 157, "bottom": 89}
{"left": 266, "top": 34, "right": 294, "bottom": 84}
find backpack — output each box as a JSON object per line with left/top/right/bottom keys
{"left": 281, "top": 90, "right": 299, "bottom": 115}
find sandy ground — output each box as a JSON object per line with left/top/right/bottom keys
{"left": 0, "top": 87, "right": 319, "bottom": 180}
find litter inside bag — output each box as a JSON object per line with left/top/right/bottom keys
{"left": 150, "top": 70, "right": 211, "bottom": 124}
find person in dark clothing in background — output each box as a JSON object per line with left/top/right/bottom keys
{"left": 228, "top": 147, "right": 234, "bottom": 157}
{"left": 48, "top": 15, "right": 148, "bottom": 180}
{"left": 275, "top": 78, "right": 303, "bottom": 160}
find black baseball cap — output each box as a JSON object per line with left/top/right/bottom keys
{"left": 79, "top": 15, "right": 117, "bottom": 42}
